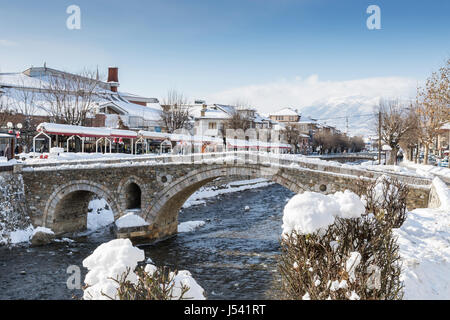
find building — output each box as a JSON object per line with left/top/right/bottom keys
{"left": 269, "top": 107, "right": 301, "bottom": 123}
{"left": 0, "top": 65, "right": 163, "bottom": 132}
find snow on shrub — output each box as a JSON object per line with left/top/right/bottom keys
{"left": 282, "top": 190, "right": 365, "bottom": 236}
{"left": 82, "top": 239, "right": 144, "bottom": 300}
{"left": 169, "top": 270, "right": 206, "bottom": 300}
{"left": 278, "top": 177, "right": 406, "bottom": 300}
{"left": 82, "top": 239, "right": 205, "bottom": 300}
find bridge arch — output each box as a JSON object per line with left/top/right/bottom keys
{"left": 143, "top": 164, "right": 307, "bottom": 237}
{"left": 117, "top": 176, "right": 147, "bottom": 213}
{"left": 43, "top": 180, "right": 120, "bottom": 235}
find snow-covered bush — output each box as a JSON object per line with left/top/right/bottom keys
{"left": 112, "top": 266, "right": 206, "bottom": 300}
{"left": 356, "top": 176, "right": 409, "bottom": 228}
{"left": 82, "top": 239, "right": 205, "bottom": 300}
{"left": 278, "top": 178, "right": 406, "bottom": 300}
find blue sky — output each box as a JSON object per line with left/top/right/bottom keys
{"left": 0, "top": 0, "right": 449, "bottom": 110}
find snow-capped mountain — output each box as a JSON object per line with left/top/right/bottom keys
{"left": 297, "top": 95, "right": 383, "bottom": 137}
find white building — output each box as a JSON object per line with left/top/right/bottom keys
{"left": 0, "top": 66, "right": 163, "bottom": 131}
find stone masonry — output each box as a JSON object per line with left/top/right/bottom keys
{"left": 13, "top": 153, "right": 433, "bottom": 242}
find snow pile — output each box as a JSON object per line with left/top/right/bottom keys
{"left": 395, "top": 206, "right": 450, "bottom": 300}
{"left": 31, "top": 226, "right": 54, "bottom": 236}
{"left": 83, "top": 239, "right": 205, "bottom": 300}
{"left": 394, "top": 178, "right": 450, "bottom": 300}
{"left": 87, "top": 198, "right": 114, "bottom": 230}
{"left": 115, "top": 213, "right": 149, "bottom": 229}
{"left": 432, "top": 177, "right": 450, "bottom": 210}
{"left": 7, "top": 225, "right": 35, "bottom": 244}
{"left": 83, "top": 239, "right": 144, "bottom": 300}
{"left": 3, "top": 225, "right": 55, "bottom": 245}
{"left": 178, "top": 221, "right": 206, "bottom": 233}
{"left": 330, "top": 191, "right": 366, "bottom": 219}
{"left": 282, "top": 190, "right": 365, "bottom": 235}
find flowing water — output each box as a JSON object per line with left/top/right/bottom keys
{"left": 0, "top": 184, "right": 294, "bottom": 300}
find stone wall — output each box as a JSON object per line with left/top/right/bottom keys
{"left": 16, "top": 158, "right": 433, "bottom": 242}
{"left": 0, "top": 170, "right": 30, "bottom": 244}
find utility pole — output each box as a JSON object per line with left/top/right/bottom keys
{"left": 346, "top": 116, "right": 349, "bottom": 135}
{"left": 378, "top": 111, "right": 382, "bottom": 165}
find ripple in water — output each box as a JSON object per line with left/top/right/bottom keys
{"left": 0, "top": 184, "right": 293, "bottom": 300}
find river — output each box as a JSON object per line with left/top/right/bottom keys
{"left": 0, "top": 183, "right": 294, "bottom": 300}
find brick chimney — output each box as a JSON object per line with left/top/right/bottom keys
{"left": 107, "top": 67, "right": 119, "bottom": 92}
{"left": 201, "top": 104, "right": 207, "bottom": 117}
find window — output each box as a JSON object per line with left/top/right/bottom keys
{"left": 208, "top": 122, "right": 217, "bottom": 129}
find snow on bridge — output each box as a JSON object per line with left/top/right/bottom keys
{"left": 14, "top": 151, "right": 433, "bottom": 241}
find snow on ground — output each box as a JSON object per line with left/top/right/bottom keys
{"left": 395, "top": 207, "right": 450, "bottom": 299}
{"left": 115, "top": 212, "right": 149, "bottom": 229}
{"left": 178, "top": 221, "right": 206, "bottom": 233}
{"left": 5, "top": 225, "right": 54, "bottom": 244}
{"left": 183, "top": 178, "right": 274, "bottom": 208}
{"left": 7, "top": 225, "right": 35, "bottom": 244}
{"left": 87, "top": 198, "right": 114, "bottom": 230}
{"left": 395, "top": 177, "right": 450, "bottom": 300}
{"left": 82, "top": 239, "right": 205, "bottom": 300}
{"left": 402, "top": 159, "right": 450, "bottom": 181}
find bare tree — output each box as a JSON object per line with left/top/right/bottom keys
{"left": 224, "top": 109, "right": 252, "bottom": 132}
{"left": 349, "top": 136, "right": 365, "bottom": 153}
{"left": 415, "top": 59, "right": 450, "bottom": 164}
{"left": 0, "top": 90, "right": 12, "bottom": 127}
{"left": 7, "top": 80, "right": 39, "bottom": 149}
{"left": 283, "top": 124, "right": 302, "bottom": 153}
{"left": 313, "top": 131, "right": 348, "bottom": 154}
{"left": 399, "top": 103, "right": 420, "bottom": 162}
{"left": 376, "top": 99, "right": 416, "bottom": 165}
{"left": 160, "top": 89, "right": 191, "bottom": 133}
{"left": 43, "top": 70, "right": 101, "bottom": 125}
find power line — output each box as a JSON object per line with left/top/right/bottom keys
{"left": 313, "top": 113, "right": 375, "bottom": 121}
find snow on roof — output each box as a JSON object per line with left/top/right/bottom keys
{"left": 214, "top": 104, "right": 236, "bottom": 115}
{"left": 0, "top": 72, "right": 47, "bottom": 88}
{"left": 99, "top": 100, "right": 162, "bottom": 122}
{"left": 37, "top": 123, "right": 138, "bottom": 138}
{"left": 269, "top": 107, "right": 300, "bottom": 117}
{"left": 298, "top": 116, "right": 318, "bottom": 124}
{"left": 138, "top": 130, "right": 291, "bottom": 148}
{"left": 118, "top": 92, "right": 159, "bottom": 103}
{"left": 190, "top": 105, "right": 231, "bottom": 119}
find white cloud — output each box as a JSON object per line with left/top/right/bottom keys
{"left": 205, "top": 75, "right": 419, "bottom": 114}
{"left": 0, "top": 39, "right": 18, "bottom": 47}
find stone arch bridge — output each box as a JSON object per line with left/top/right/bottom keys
{"left": 16, "top": 152, "right": 432, "bottom": 242}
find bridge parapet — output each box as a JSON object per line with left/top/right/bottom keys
{"left": 16, "top": 151, "right": 433, "bottom": 242}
